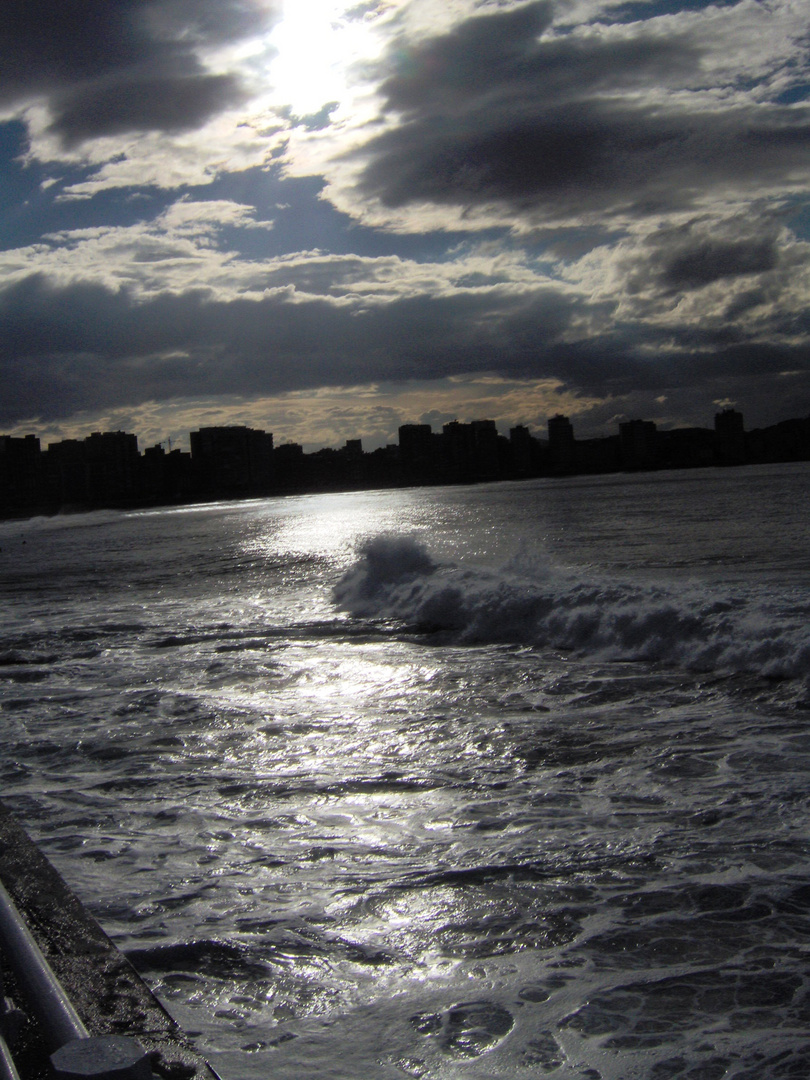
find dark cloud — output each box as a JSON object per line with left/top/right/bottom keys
{"left": 0, "top": 0, "right": 274, "bottom": 145}
{"left": 355, "top": 1, "right": 810, "bottom": 220}
{"left": 0, "top": 273, "right": 580, "bottom": 422}
{"left": 661, "top": 237, "right": 780, "bottom": 290}
{"left": 51, "top": 73, "right": 245, "bottom": 148}
{"left": 359, "top": 102, "right": 810, "bottom": 219}
{"left": 377, "top": 1, "right": 691, "bottom": 112}
{"left": 2, "top": 272, "right": 808, "bottom": 433}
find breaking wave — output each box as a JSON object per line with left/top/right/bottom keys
{"left": 333, "top": 535, "right": 810, "bottom": 680}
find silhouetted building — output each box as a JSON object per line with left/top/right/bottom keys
{"left": 365, "top": 443, "right": 400, "bottom": 488}
{"left": 620, "top": 419, "right": 658, "bottom": 470}
{"left": 309, "top": 445, "right": 370, "bottom": 490}
{"left": 442, "top": 421, "right": 476, "bottom": 482}
{"left": 714, "top": 408, "right": 746, "bottom": 465}
{"left": 470, "top": 420, "right": 500, "bottom": 481}
{"left": 439, "top": 419, "right": 500, "bottom": 482}
{"left": 576, "top": 435, "right": 621, "bottom": 473}
{"left": 660, "top": 427, "right": 715, "bottom": 469}
{"left": 509, "top": 425, "right": 537, "bottom": 477}
{"left": 398, "top": 423, "right": 436, "bottom": 483}
{"left": 0, "top": 434, "right": 41, "bottom": 512}
{"left": 190, "top": 426, "right": 273, "bottom": 494}
{"left": 273, "top": 442, "right": 307, "bottom": 490}
{"left": 141, "top": 445, "right": 194, "bottom": 502}
{"left": 45, "top": 439, "right": 87, "bottom": 504}
{"left": 340, "top": 439, "right": 365, "bottom": 487}
{"left": 548, "top": 414, "right": 576, "bottom": 472}
{"left": 6, "top": 404, "right": 810, "bottom": 523}
{"left": 43, "top": 431, "right": 141, "bottom": 506}
{"left": 83, "top": 431, "right": 140, "bottom": 502}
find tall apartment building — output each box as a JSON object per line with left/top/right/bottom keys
{"left": 548, "top": 414, "right": 576, "bottom": 471}
{"left": 714, "top": 408, "right": 746, "bottom": 465}
{"left": 190, "top": 426, "right": 274, "bottom": 493}
{"left": 0, "top": 434, "right": 41, "bottom": 512}
{"left": 619, "top": 419, "right": 658, "bottom": 470}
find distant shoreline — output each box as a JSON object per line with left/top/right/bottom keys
{"left": 2, "top": 456, "right": 808, "bottom": 527}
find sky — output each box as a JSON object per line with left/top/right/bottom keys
{"left": 1, "top": 0, "right": 809, "bottom": 452}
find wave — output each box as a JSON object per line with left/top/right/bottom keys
{"left": 0, "top": 508, "right": 132, "bottom": 536}
{"left": 333, "top": 535, "right": 810, "bottom": 680}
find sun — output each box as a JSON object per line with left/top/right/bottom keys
{"left": 267, "top": 0, "right": 378, "bottom": 119}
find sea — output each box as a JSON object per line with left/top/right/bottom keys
{"left": 1, "top": 462, "right": 809, "bottom": 1080}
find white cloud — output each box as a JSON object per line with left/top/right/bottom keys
{"left": 0, "top": 196, "right": 572, "bottom": 304}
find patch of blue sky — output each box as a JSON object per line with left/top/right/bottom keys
{"left": 603, "top": 0, "right": 740, "bottom": 25}
{"left": 0, "top": 121, "right": 171, "bottom": 251}
{"left": 197, "top": 167, "right": 508, "bottom": 262}
{"left": 284, "top": 102, "right": 341, "bottom": 132}
{"left": 776, "top": 84, "right": 810, "bottom": 105}
{"left": 522, "top": 225, "right": 628, "bottom": 263}
{"left": 782, "top": 196, "right": 810, "bottom": 241}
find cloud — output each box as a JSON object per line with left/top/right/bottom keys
{"left": 0, "top": 195, "right": 546, "bottom": 303}
{"left": 26, "top": 373, "right": 598, "bottom": 453}
{"left": 343, "top": 0, "right": 810, "bottom": 228}
{"left": 0, "top": 270, "right": 581, "bottom": 420}
{"left": 0, "top": 0, "right": 277, "bottom": 146}
{"left": 659, "top": 236, "right": 780, "bottom": 291}
{"left": 2, "top": 258, "right": 809, "bottom": 441}
{"left": 49, "top": 73, "right": 246, "bottom": 149}
{"left": 1, "top": 0, "right": 810, "bottom": 450}
{"left": 555, "top": 209, "right": 810, "bottom": 349}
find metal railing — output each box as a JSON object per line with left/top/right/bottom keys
{"left": 0, "top": 878, "right": 152, "bottom": 1079}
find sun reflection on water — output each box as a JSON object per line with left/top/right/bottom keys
{"left": 243, "top": 490, "right": 442, "bottom": 565}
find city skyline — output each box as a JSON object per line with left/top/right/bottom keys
{"left": 0, "top": 401, "right": 768, "bottom": 457}
{"left": 4, "top": 404, "right": 810, "bottom": 520}
{"left": 1, "top": 1, "right": 809, "bottom": 451}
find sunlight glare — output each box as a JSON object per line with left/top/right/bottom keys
{"left": 267, "top": 0, "right": 376, "bottom": 117}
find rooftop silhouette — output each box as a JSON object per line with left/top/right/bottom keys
{"left": 1, "top": 408, "right": 809, "bottom": 520}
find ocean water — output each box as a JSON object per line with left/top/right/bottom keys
{"left": 1, "top": 463, "right": 809, "bottom": 1080}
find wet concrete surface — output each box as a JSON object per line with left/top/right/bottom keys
{"left": 0, "top": 799, "right": 220, "bottom": 1080}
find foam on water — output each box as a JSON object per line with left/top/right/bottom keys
{"left": 334, "top": 535, "right": 810, "bottom": 681}
{"left": 2, "top": 470, "right": 809, "bottom": 1079}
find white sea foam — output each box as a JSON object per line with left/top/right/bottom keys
{"left": 4, "top": 473, "right": 810, "bottom": 1080}
{"left": 334, "top": 535, "right": 810, "bottom": 680}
